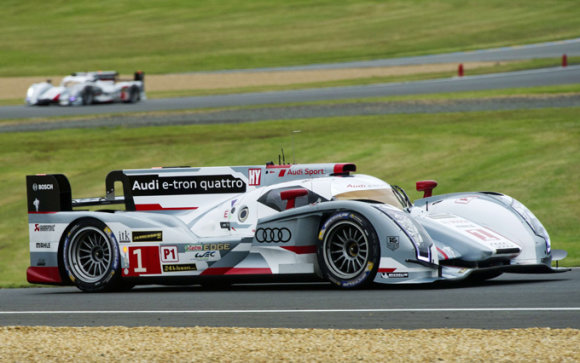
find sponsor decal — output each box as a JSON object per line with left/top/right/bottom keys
{"left": 193, "top": 251, "right": 220, "bottom": 261}
{"left": 35, "top": 242, "right": 51, "bottom": 249}
{"left": 381, "top": 272, "right": 409, "bottom": 279}
{"left": 163, "top": 264, "right": 197, "bottom": 272}
{"left": 161, "top": 246, "right": 179, "bottom": 263}
{"left": 132, "top": 231, "right": 163, "bottom": 242}
{"left": 33, "top": 198, "right": 40, "bottom": 212}
{"left": 255, "top": 228, "right": 291, "bottom": 243}
{"left": 279, "top": 168, "right": 324, "bottom": 177}
{"left": 34, "top": 224, "right": 55, "bottom": 232}
{"left": 118, "top": 230, "right": 131, "bottom": 243}
{"left": 32, "top": 183, "right": 54, "bottom": 192}
{"left": 185, "top": 243, "right": 231, "bottom": 251}
{"left": 318, "top": 212, "right": 350, "bottom": 240}
{"left": 337, "top": 262, "right": 374, "bottom": 288}
{"left": 248, "top": 168, "right": 262, "bottom": 186}
{"left": 386, "top": 236, "right": 399, "bottom": 251}
{"left": 455, "top": 196, "right": 478, "bottom": 204}
{"left": 347, "top": 184, "right": 366, "bottom": 189}
{"left": 129, "top": 174, "right": 246, "bottom": 196}
{"left": 466, "top": 229, "right": 499, "bottom": 242}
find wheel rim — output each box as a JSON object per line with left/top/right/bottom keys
{"left": 323, "top": 221, "right": 369, "bottom": 279}
{"left": 67, "top": 227, "right": 112, "bottom": 283}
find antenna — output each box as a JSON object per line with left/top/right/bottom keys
{"left": 281, "top": 147, "right": 286, "bottom": 165}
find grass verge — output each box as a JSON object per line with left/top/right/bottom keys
{"left": 1, "top": 0, "right": 579, "bottom": 76}
{"left": 0, "top": 107, "right": 578, "bottom": 287}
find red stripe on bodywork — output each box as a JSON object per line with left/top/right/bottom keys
{"left": 27, "top": 266, "right": 62, "bottom": 284}
{"left": 28, "top": 211, "right": 58, "bottom": 214}
{"left": 377, "top": 268, "right": 396, "bottom": 273}
{"left": 436, "top": 247, "right": 449, "bottom": 260}
{"left": 135, "top": 204, "right": 198, "bottom": 211}
{"left": 201, "top": 267, "right": 272, "bottom": 276}
{"left": 281, "top": 246, "right": 317, "bottom": 254}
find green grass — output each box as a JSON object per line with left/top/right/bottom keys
{"left": 0, "top": 0, "right": 579, "bottom": 76}
{"left": 0, "top": 107, "right": 578, "bottom": 287}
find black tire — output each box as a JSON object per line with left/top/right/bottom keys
{"left": 62, "top": 219, "right": 125, "bottom": 292}
{"left": 317, "top": 211, "right": 380, "bottom": 288}
{"left": 125, "top": 86, "right": 139, "bottom": 104}
{"left": 81, "top": 87, "right": 94, "bottom": 105}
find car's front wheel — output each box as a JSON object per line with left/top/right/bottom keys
{"left": 317, "top": 211, "right": 380, "bottom": 288}
{"left": 62, "top": 219, "right": 125, "bottom": 292}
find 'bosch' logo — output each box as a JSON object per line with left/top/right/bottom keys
{"left": 32, "top": 183, "right": 53, "bottom": 192}
{"left": 255, "top": 228, "right": 291, "bottom": 243}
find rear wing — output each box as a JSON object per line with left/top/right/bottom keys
{"left": 26, "top": 163, "right": 356, "bottom": 212}
{"left": 26, "top": 175, "right": 72, "bottom": 213}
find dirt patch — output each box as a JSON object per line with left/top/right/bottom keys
{"left": 1, "top": 326, "right": 578, "bottom": 362}
{"left": 0, "top": 62, "right": 506, "bottom": 100}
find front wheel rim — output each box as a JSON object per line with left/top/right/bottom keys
{"left": 323, "top": 221, "right": 370, "bottom": 279}
{"left": 67, "top": 227, "right": 112, "bottom": 283}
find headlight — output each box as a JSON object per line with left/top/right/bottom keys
{"left": 26, "top": 87, "right": 34, "bottom": 98}
{"left": 508, "top": 197, "right": 551, "bottom": 254}
{"left": 376, "top": 206, "right": 432, "bottom": 263}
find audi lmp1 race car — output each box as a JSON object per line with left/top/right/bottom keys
{"left": 25, "top": 71, "right": 145, "bottom": 106}
{"left": 26, "top": 162, "right": 568, "bottom": 292}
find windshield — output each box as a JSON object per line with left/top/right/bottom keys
{"left": 334, "top": 188, "right": 406, "bottom": 209}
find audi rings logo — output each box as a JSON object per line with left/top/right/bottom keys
{"left": 255, "top": 228, "right": 292, "bottom": 243}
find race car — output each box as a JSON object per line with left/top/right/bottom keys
{"left": 26, "top": 162, "right": 568, "bottom": 292}
{"left": 25, "top": 71, "right": 145, "bottom": 106}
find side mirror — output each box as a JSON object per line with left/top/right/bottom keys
{"left": 416, "top": 180, "right": 438, "bottom": 198}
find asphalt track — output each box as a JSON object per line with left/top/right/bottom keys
{"left": 2, "top": 66, "right": 579, "bottom": 121}
{"left": 1, "top": 269, "right": 578, "bottom": 329}
{"left": 222, "top": 37, "right": 580, "bottom": 72}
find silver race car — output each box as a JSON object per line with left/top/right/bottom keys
{"left": 26, "top": 162, "right": 568, "bottom": 291}
{"left": 25, "top": 71, "right": 145, "bottom": 106}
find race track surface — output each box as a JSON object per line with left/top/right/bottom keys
{"left": 2, "top": 66, "right": 580, "bottom": 122}
{"left": 1, "top": 269, "right": 578, "bottom": 329}
{"left": 227, "top": 38, "right": 580, "bottom": 72}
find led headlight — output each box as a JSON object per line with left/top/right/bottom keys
{"left": 376, "top": 206, "right": 432, "bottom": 263}
{"left": 509, "top": 198, "right": 551, "bottom": 254}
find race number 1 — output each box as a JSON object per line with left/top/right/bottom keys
{"left": 125, "top": 246, "right": 161, "bottom": 276}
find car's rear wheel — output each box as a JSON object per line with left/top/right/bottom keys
{"left": 317, "top": 212, "right": 380, "bottom": 288}
{"left": 63, "top": 219, "right": 126, "bottom": 292}
{"left": 128, "top": 87, "right": 139, "bottom": 103}
{"left": 82, "top": 88, "right": 94, "bottom": 105}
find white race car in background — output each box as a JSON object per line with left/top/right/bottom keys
{"left": 25, "top": 71, "right": 145, "bottom": 106}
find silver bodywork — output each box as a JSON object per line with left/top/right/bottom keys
{"left": 26, "top": 163, "right": 568, "bottom": 290}
{"left": 25, "top": 71, "right": 145, "bottom": 106}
